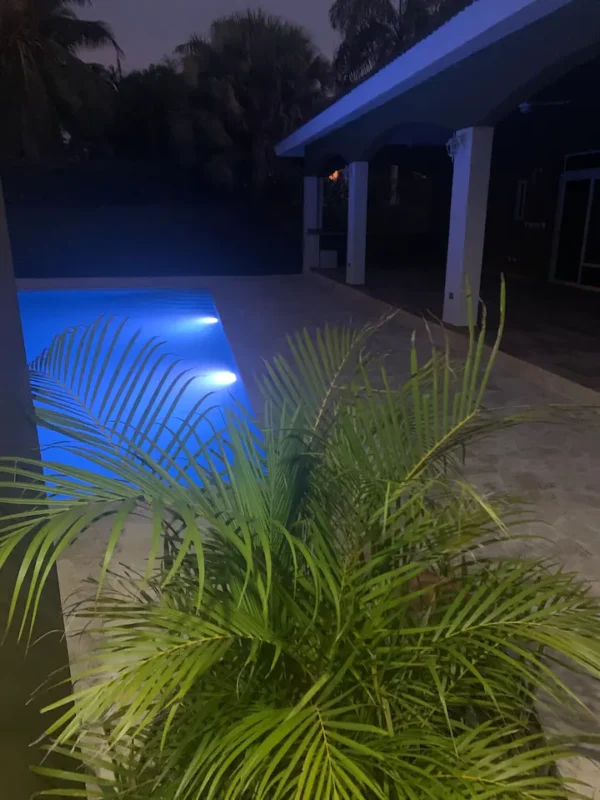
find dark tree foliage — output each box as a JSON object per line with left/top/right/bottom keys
{"left": 330, "top": 0, "right": 474, "bottom": 88}
{"left": 0, "top": 0, "right": 120, "bottom": 161}
{"left": 177, "top": 10, "right": 332, "bottom": 193}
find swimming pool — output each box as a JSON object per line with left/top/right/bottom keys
{"left": 18, "top": 288, "right": 251, "bottom": 477}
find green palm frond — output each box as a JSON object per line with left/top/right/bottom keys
{"left": 29, "top": 316, "right": 212, "bottom": 459}
{"left": 261, "top": 284, "right": 518, "bottom": 522}
{"left": 1, "top": 295, "right": 600, "bottom": 798}
{"left": 34, "top": 550, "right": 600, "bottom": 798}
{"left": 258, "top": 316, "right": 386, "bottom": 431}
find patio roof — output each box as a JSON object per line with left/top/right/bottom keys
{"left": 276, "top": 0, "right": 600, "bottom": 165}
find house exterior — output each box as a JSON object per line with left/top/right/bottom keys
{"left": 276, "top": 0, "right": 600, "bottom": 325}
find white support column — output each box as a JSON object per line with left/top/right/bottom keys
{"left": 346, "top": 161, "right": 369, "bottom": 285}
{"left": 443, "top": 127, "right": 494, "bottom": 327}
{"left": 303, "top": 176, "right": 323, "bottom": 273}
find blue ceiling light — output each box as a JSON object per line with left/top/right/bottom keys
{"left": 198, "top": 316, "right": 219, "bottom": 325}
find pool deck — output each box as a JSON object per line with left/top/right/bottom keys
{"left": 316, "top": 264, "right": 600, "bottom": 393}
{"left": 16, "top": 272, "right": 600, "bottom": 795}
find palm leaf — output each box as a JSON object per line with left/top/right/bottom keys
{"left": 0, "top": 294, "right": 599, "bottom": 798}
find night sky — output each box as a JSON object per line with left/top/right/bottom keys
{"left": 80, "top": 0, "right": 339, "bottom": 70}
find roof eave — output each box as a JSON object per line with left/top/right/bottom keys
{"left": 275, "top": 0, "right": 573, "bottom": 158}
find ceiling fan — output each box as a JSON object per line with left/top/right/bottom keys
{"left": 519, "top": 100, "right": 571, "bottom": 114}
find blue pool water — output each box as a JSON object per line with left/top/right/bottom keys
{"left": 18, "top": 288, "right": 251, "bottom": 479}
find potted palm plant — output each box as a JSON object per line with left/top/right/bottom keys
{"left": 1, "top": 292, "right": 599, "bottom": 798}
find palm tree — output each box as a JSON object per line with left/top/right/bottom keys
{"left": 330, "top": 0, "right": 473, "bottom": 87}
{"left": 0, "top": 0, "right": 120, "bottom": 161}
{"left": 2, "top": 298, "right": 600, "bottom": 796}
{"left": 177, "top": 10, "right": 332, "bottom": 193}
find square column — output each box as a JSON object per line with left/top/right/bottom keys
{"left": 303, "top": 176, "right": 323, "bottom": 273}
{"left": 346, "top": 161, "right": 369, "bottom": 285}
{"left": 443, "top": 127, "right": 494, "bottom": 327}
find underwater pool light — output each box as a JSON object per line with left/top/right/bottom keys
{"left": 208, "top": 370, "right": 237, "bottom": 386}
{"left": 198, "top": 316, "right": 219, "bottom": 325}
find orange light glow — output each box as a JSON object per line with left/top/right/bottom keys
{"left": 328, "top": 170, "right": 341, "bottom": 181}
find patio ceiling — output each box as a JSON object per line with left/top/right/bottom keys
{"left": 276, "top": 0, "right": 600, "bottom": 169}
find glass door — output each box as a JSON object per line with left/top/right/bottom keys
{"left": 580, "top": 184, "right": 600, "bottom": 287}
{"left": 552, "top": 170, "right": 600, "bottom": 288}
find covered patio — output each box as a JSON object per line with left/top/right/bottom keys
{"left": 276, "top": 0, "right": 600, "bottom": 328}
